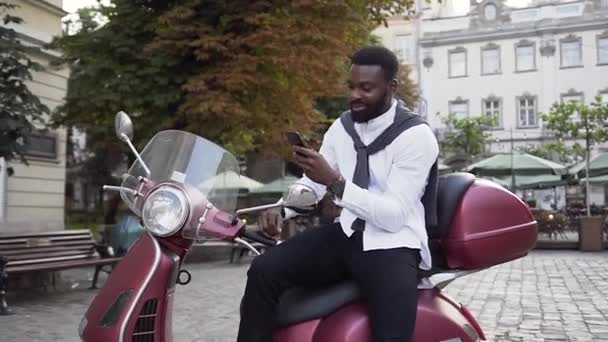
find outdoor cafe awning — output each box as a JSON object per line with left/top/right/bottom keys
{"left": 466, "top": 153, "right": 567, "bottom": 176}
{"left": 198, "top": 171, "right": 263, "bottom": 194}
{"left": 570, "top": 152, "right": 608, "bottom": 178}
{"left": 487, "top": 174, "right": 569, "bottom": 189}
{"left": 249, "top": 175, "right": 299, "bottom": 195}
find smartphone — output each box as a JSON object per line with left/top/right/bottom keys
{"left": 286, "top": 132, "right": 306, "bottom": 148}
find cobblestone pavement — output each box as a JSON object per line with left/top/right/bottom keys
{"left": 1, "top": 250, "right": 607, "bottom": 342}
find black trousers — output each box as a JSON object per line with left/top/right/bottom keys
{"left": 236, "top": 223, "right": 420, "bottom": 342}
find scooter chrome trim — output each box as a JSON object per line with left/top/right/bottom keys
{"left": 417, "top": 270, "right": 477, "bottom": 289}
{"left": 118, "top": 232, "right": 161, "bottom": 342}
{"left": 234, "top": 237, "right": 262, "bottom": 256}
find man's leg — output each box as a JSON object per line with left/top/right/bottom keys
{"left": 237, "top": 223, "right": 349, "bottom": 342}
{"left": 349, "top": 233, "right": 421, "bottom": 342}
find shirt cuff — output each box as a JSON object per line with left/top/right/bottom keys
{"left": 334, "top": 180, "right": 365, "bottom": 212}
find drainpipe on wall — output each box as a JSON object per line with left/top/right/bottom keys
{"left": 0, "top": 157, "right": 6, "bottom": 223}
{"left": 414, "top": 0, "right": 423, "bottom": 112}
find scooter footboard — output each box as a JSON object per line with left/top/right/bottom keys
{"left": 79, "top": 233, "right": 180, "bottom": 342}
{"left": 273, "top": 288, "right": 485, "bottom": 342}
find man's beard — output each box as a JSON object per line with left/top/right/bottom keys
{"left": 350, "top": 94, "right": 390, "bottom": 123}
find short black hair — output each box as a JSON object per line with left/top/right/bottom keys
{"left": 351, "top": 46, "right": 400, "bottom": 81}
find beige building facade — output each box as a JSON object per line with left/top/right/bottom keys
{"left": 1, "top": 0, "right": 68, "bottom": 232}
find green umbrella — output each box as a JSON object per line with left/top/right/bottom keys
{"left": 250, "top": 175, "right": 300, "bottom": 195}
{"left": 570, "top": 152, "right": 608, "bottom": 178}
{"left": 466, "top": 153, "right": 567, "bottom": 176}
{"left": 580, "top": 174, "right": 608, "bottom": 185}
{"left": 199, "top": 171, "right": 263, "bottom": 192}
{"left": 438, "top": 160, "right": 451, "bottom": 174}
{"left": 491, "top": 174, "right": 568, "bottom": 189}
{"left": 466, "top": 153, "right": 567, "bottom": 189}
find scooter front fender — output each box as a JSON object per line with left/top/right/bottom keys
{"left": 79, "top": 232, "right": 181, "bottom": 342}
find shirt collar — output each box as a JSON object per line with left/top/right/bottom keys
{"left": 355, "top": 98, "right": 397, "bottom": 133}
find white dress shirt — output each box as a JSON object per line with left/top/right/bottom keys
{"left": 292, "top": 99, "right": 439, "bottom": 270}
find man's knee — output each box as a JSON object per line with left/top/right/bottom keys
{"left": 247, "top": 250, "right": 282, "bottom": 282}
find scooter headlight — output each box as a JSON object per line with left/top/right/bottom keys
{"left": 142, "top": 186, "right": 189, "bottom": 237}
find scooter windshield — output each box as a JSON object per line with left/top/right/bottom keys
{"left": 120, "top": 130, "right": 240, "bottom": 218}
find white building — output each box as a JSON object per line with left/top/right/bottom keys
{"left": 0, "top": 0, "right": 69, "bottom": 232}
{"left": 374, "top": 0, "right": 608, "bottom": 152}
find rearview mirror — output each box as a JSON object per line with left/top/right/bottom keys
{"left": 282, "top": 183, "right": 318, "bottom": 214}
{"left": 115, "top": 111, "right": 133, "bottom": 142}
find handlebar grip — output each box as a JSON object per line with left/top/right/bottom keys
{"left": 240, "top": 230, "right": 278, "bottom": 247}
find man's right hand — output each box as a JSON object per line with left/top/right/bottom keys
{"left": 258, "top": 207, "right": 282, "bottom": 239}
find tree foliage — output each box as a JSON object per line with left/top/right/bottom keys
{"left": 51, "top": 0, "right": 416, "bottom": 159}
{"left": 0, "top": 2, "right": 50, "bottom": 174}
{"left": 540, "top": 98, "right": 608, "bottom": 165}
{"left": 516, "top": 144, "right": 555, "bottom": 161}
{"left": 439, "top": 113, "right": 493, "bottom": 159}
{"left": 395, "top": 64, "right": 418, "bottom": 110}
{"left": 541, "top": 97, "right": 608, "bottom": 215}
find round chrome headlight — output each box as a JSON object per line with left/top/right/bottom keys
{"left": 142, "top": 186, "right": 189, "bottom": 237}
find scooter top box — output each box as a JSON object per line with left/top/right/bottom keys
{"left": 434, "top": 174, "right": 538, "bottom": 270}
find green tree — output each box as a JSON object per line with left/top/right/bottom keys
{"left": 395, "top": 63, "right": 418, "bottom": 110}
{"left": 0, "top": 2, "right": 50, "bottom": 174}
{"left": 439, "top": 113, "right": 494, "bottom": 168}
{"left": 541, "top": 97, "right": 608, "bottom": 215}
{"left": 51, "top": 0, "right": 416, "bottom": 158}
{"left": 516, "top": 144, "right": 555, "bottom": 161}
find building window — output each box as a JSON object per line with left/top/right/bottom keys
{"left": 448, "top": 47, "right": 467, "bottom": 78}
{"left": 483, "top": 96, "right": 502, "bottom": 128}
{"left": 560, "top": 35, "right": 582, "bottom": 68}
{"left": 599, "top": 90, "right": 608, "bottom": 104}
{"left": 515, "top": 40, "right": 535, "bottom": 72}
{"left": 517, "top": 95, "right": 537, "bottom": 128}
{"left": 511, "top": 8, "right": 540, "bottom": 23}
{"left": 481, "top": 43, "right": 501, "bottom": 75}
{"left": 23, "top": 132, "right": 58, "bottom": 159}
{"left": 449, "top": 98, "right": 469, "bottom": 120}
{"left": 561, "top": 89, "right": 584, "bottom": 121}
{"left": 394, "top": 34, "right": 415, "bottom": 65}
{"left": 598, "top": 32, "right": 608, "bottom": 65}
{"left": 556, "top": 3, "right": 583, "bottom": 17}
{"left": 484, "top": 3, "right": 497, "bottom": 20}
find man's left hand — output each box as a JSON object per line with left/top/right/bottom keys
{"left": 293, "top": 146, "right": 340, "bottom": 186}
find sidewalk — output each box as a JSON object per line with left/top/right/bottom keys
{"left": 0, "top": 250, "right": 607, "bottom": 341}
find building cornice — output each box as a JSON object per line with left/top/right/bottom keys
{"left": 420, "top": 16, "right": 608, "bottom": 47}
{"left": 22, "top": 0, "right": 68, "bottom": 17}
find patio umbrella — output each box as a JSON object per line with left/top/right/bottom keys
{"left": 250, "top": 175, "right": 300, "bottom": 195}
{"left": 466, "top": 153, "right": 567, "bottom": 189}
{"left": 490, "top": 174, "right": 568, "bottom": 189}
{"left": 198, "top": 171, "right": 263, "bottom": 193}
{"left": 570, "top": 152, "right": 608, "bottom": 178}
{"left": 579, "top": 174, "right": 608, "bottom": 185}
{"left": 438, "top": 160, "right": 451, "bottom": 175}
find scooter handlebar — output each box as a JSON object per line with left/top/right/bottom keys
{"left": 240, "top": 229, "right": 279, "bottom": 247}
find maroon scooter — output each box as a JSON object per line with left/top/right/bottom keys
{"left": 78, "top": 112, "right": 538, "bottom": 342}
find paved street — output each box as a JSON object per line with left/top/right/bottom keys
{"left": 1, "top": 250, "right": 608, "bottom": 341}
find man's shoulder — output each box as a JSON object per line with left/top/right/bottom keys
{"left": 393, "top": 123, "right": 438, "bottom": 148}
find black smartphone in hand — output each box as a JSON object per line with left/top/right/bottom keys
{"left": 286, "top": 132, "right": 306, "bottom": 148}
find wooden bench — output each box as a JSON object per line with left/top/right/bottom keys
{"left": 0, "top": 229, "right": 122, "bottom": 315}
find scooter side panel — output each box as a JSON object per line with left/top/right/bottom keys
{"left": 80, "top": 233, "right": 179, "bottom": 342}
{"left": 310, "top": 289, "right": 484, "bottom": 342}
